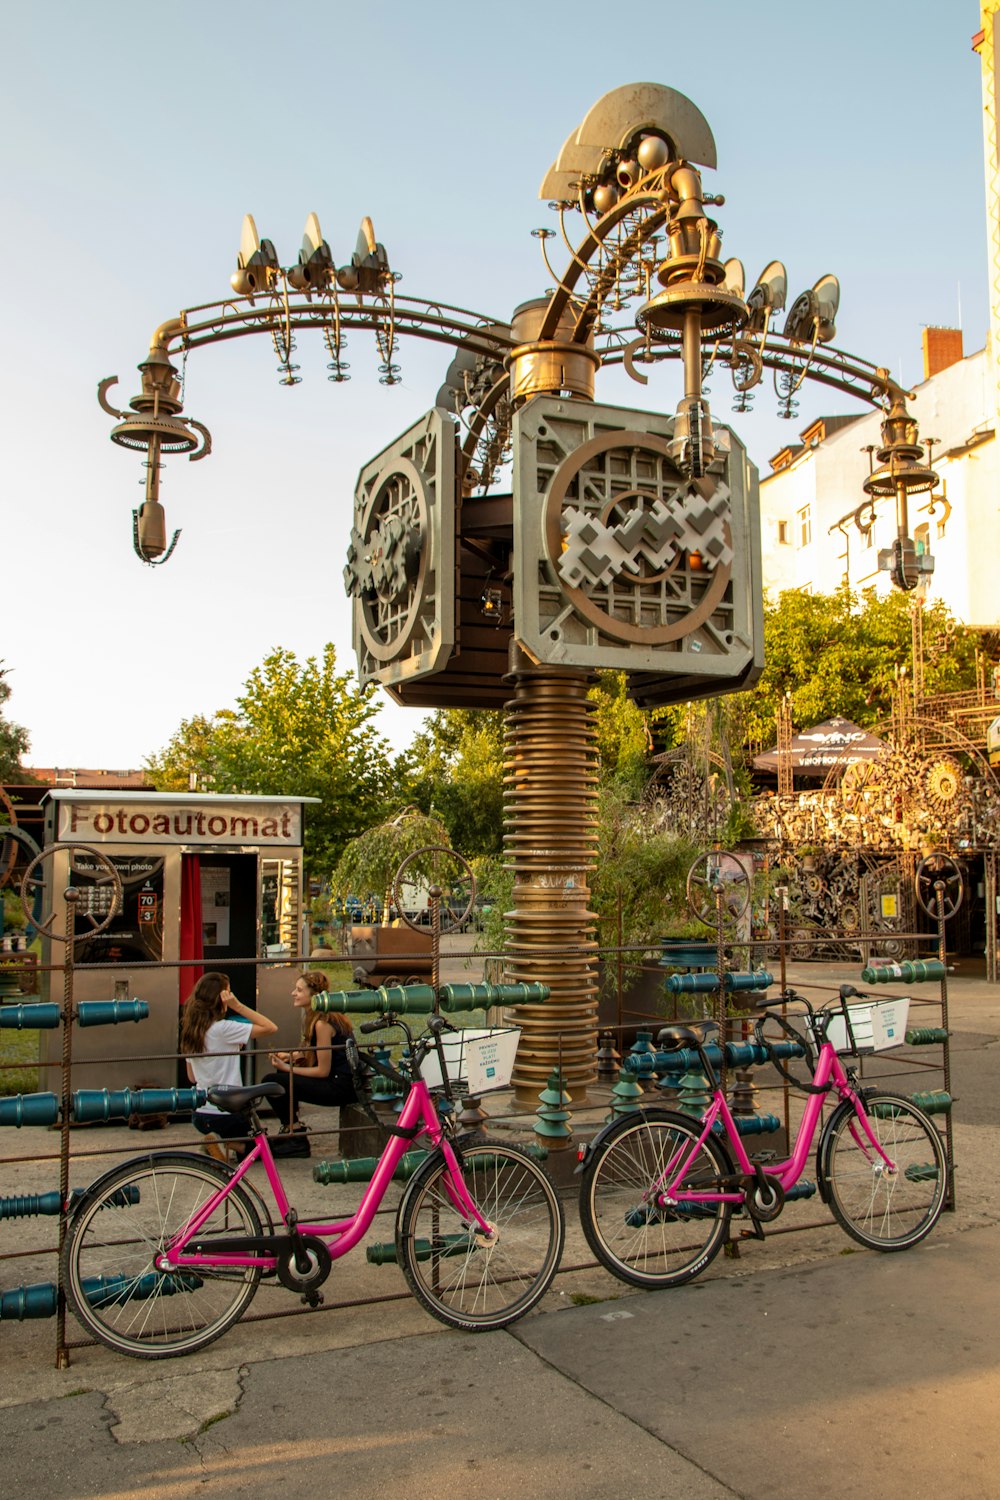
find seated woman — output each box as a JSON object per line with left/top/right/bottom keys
{"left": 261, "top": 970, "right": 357, "bottom": 1147}
{"left": 180, "top": 971, "right": 278, "bottom": 1162}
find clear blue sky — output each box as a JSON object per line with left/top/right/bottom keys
{"left": 0, "top": 0, "right": 988, "bottom": 768}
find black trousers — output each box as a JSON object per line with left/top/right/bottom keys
{"left": 260, "top": 1070, "right": 357, "bottom": 1127}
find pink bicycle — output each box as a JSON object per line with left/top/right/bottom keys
{"left": 62, "top": 1014, "right": 564, "bottom": 1358}
{"left": 578, "top": 984, "right": 949, "bottom": 1288}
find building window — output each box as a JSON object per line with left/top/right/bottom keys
{"left": 796, "top": 505, "right": 812, "bottom": 547}
{"left": 914, "top": 522, "right": 930, "bottom": 557}
{"left": 777, "top": 519, "right": 789, "bottom": 545}
{"left": 936, "top": 517, "right": 947, "bottom": 539}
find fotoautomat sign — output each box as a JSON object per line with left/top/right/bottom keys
{"left": 57, "top": 799, "right": 303, "bottom": 848}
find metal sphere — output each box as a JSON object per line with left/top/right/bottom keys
{"left": 616, "top": 158, "right": 641, "bottom": 189}
{"left": 592, "top": 182, "right": 620, "bottom": 214}
{"left": 637, "top": 135, "right": 670, "bottom": 171}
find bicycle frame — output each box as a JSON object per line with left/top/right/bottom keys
{"left": 159, "top": 1077, "right": 494, "bottom": 1275}
{"left": 654, "top": 1041, "right": 896, "bottom": 1209}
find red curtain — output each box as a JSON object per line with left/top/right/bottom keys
{"left": 179, "top": 853, "right": 204, "bottom": 1005}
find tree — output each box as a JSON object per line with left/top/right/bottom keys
{"left": 0, "top": 663, "right": 30, "bottom": 781}
{"left": 404, "top": 709, "right": 505, "bottom": 857}
{"left": 661, "top": 588, "right": 983, "bottom": 764}
{"left": 145, "top": 646, "right": 395, "bottom": 874}
{"left": 589, "top": 672, "right": 656, "bottom": 801}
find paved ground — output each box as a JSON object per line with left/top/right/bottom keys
{"left": 1, "top": 961, "right": 998, "bottom": 1498}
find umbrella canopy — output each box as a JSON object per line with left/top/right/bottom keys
{"left": 753, "top": 716, "right": 887, "bottom": 778}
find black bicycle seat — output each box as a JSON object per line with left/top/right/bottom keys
{"left": 206, "top": 1083, "right": 286, "bottom": 1113}
{"left": 656, "top": 1025, "right": 703, "bottom": 1052}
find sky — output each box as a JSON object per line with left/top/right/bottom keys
{"left": 0, "top": 0, "right": 990, "bottom": 771}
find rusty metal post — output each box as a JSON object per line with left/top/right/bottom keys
{"left": 502, "top": 656, "right": 599, "bottom": 1107}
{"left": 55, "top": 888, "right": 79, "bottom": 1370}
{"left": 934, "top": 880, "right": 956, "bottom": 1208}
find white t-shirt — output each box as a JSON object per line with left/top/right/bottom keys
{"left": 190, "top": 1017, "right": 252, "bottom": 1114}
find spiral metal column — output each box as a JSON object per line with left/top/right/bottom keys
{"left": 502, "top": 653, "right": 600, "bottom": 1107}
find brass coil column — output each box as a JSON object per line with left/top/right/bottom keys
{"left": 502, "top": 653, "right": 600, "bottom": 1106}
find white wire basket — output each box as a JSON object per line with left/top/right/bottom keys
{"left": 823, "top": 998, "right": 910, "bottom": 1056}
{"left": 422, "top": 1027, "right": 521, "bottom": 1095}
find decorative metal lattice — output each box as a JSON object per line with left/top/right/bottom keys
{"left": 345, "top": 409, "right": 457, "bottom": 694}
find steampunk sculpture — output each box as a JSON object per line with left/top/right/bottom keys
{"left": 99, "top": 84, "right": 938, "bottom": 1102}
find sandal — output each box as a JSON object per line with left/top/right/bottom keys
{"left": 199, "top": 1134, "right": 231, "bottom": 1164}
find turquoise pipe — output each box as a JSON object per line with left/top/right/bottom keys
{"left": 0, "top": 1093, "right": 59, "bottom": 1127}
{"left": 71, "top": 1087, "right": 206, "bottom": 1122}
{"left": 905, "top": 1027, "right": 950, "bottom": 1045}
{"left": 724, "top": 1114, "right": 781, "bottom": 1136}
{"left": 313, "top": 985, "right": 436, "bottom": 1015}
{"left": 437, "top": 981, "right": 549, "bottom": 1007}
{"left": 665, "top": 971, "right": 773, "bottom": 994}
{"left": 0, "top": 1271, "right": 203, "bottom": 1321}
{"left": 629, "top": 1039, "right": 806, "bottom": 1078}
{"left": 313, "top": 1151, "right": 428, "bottom": 1185}
{"left": 76, "top": 1000, "right": 150, "bottom": 1027}
{"left": 366, "top": 1234, "right": 471, "bottom": 1266}
{"left": 0, "top": 1003, "right": 60, "bottom": 1029}
{"left": 0, "top": 1184, "right": 140, "bottom": 1220}
{"left": 861, "top": 959, "right": 946, "bottom": 985}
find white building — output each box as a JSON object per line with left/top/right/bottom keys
{"left": 758, "top": 329, "right": 1000, "bottom": 627}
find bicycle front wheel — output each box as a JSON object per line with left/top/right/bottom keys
{"left": 62, "top": 1152, "right": 263, "bottom": 1359}
{"left": 819, "top": 1093, "right": 948, "bottom": 1251}
{"left": 396, "top": 1142, "right": 564, "bottom": 1331}
{"left": 580, "top": 1109, "right": 733, "bottom": 1289}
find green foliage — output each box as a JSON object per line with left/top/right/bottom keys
{"left": 589, "top": 673, "right": 656, "bottom": 801}
{"left": 330, "top": 808, "right": 453, "bottom": 906}
{"left": 661, "top": 588, "right": 982, "bottom": 762}
{"left": 590, "top": 790, "right": 701, "bottom": 960}
{"left": 0, "top": 663, "right": 30, "bottom": 781}
{"left": 404, "top": 710, "right": 505, "bottom": 856}
{"left": 145, "top": 645, "right": 394, "bottom": 875}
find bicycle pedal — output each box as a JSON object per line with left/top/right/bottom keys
{"left": 300, "top": 1291, "right": 324, "bottom": 1308}
{"left": 749, "top": 1151, "right": 777, "bottom": 1164}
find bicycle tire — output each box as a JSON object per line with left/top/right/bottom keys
{"left": 395, "top": 1141, "right": 564, "bottom": 1331}
{"left": 579, "top": 1109, "right": 733, "bottom": 1289}
{"left": 62, "top": 1152, "right": 263, "bottom": 1359}
{"left": 818, "top": 1092, "right": 948, "bottom": 1251}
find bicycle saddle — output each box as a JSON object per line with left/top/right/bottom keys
{"left": 656, "top": 1025, "right": 703, "bottom": 1052}
{"left": 206, "top": 1083, "right": 287, "bottom": 1113}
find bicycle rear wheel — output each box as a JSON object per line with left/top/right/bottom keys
{"left": 62, "top": 1152, "right": 263, "bottom": 1359}
{"left": 396, "top": 1141, "right": 564, "bottom": 1331}
{"left": 819, "top": 1093, "right": 948, "bottom": 1251}
{"left": 579, "top": 1109, "right": 733, "bottom": 1289}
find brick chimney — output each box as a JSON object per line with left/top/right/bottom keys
{"left": 922, "top": 326, "right": 963, "bottom": 379}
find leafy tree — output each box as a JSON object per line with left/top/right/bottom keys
{"left": 330, "top": 808, "right": 453, "bottom": 916}
{"left": 0, "top": 663, "right": 30, "bottom": 782}
{"left": 145, "top": 646, "right": 395, "bottom": 874}
{"left": 589, "top": 672, "right": 656, "bottom": 801}
{"left": 404, "top": 709, "right": 505, "bottom": 857}
{"left": 661, "top": 588, "right": 983, "bottom": 763}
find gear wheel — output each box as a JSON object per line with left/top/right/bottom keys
{"left": 923, "top": 757, "right": 961, "bottom": 812}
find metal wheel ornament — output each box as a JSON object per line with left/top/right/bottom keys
{"left": 20, "top": 845, "right": 123, "bottom": 940}
{"left": 0, "top": 785, "right": 21, "bottom": 887}
{"left": 393, "top": 846, "right": 476, "bottom": 936}
{"left": 686, "top": 850, "right": 751, "bottom": 928}
{"left": 914, "top": 854, "right": 964, "bottom": 920}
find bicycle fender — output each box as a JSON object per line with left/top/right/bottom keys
{"left": 576, "top": 1107, "right": 737, "bottom": 1176}
{"left": 65, "top": 1149, "right": 234, "bottom": 1223}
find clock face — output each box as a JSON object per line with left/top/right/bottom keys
{"left": 543, "top": 430, "right": 733, "bottom": 646}
{"left": 345, "top": 409, "right": 456, "bottom": 688}
{"left": 346, "top": 455, "right": 429, "bottom": 663}
{"left": 512, "top": 396, "right": 761, "bottom": 697}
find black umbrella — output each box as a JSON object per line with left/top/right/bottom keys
{"left": 753, "top": 716, "right": 887, "bottom": 777}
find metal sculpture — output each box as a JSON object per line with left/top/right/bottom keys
{"left": 100, "top": 84, "right": 941, "bottom": 1098}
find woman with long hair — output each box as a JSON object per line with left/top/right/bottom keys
{"left": 180, "top": 972, "right": 278, "bottom": 1161}
{"left": 262, "top": 971, "right": 357, "bottom": 1149}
